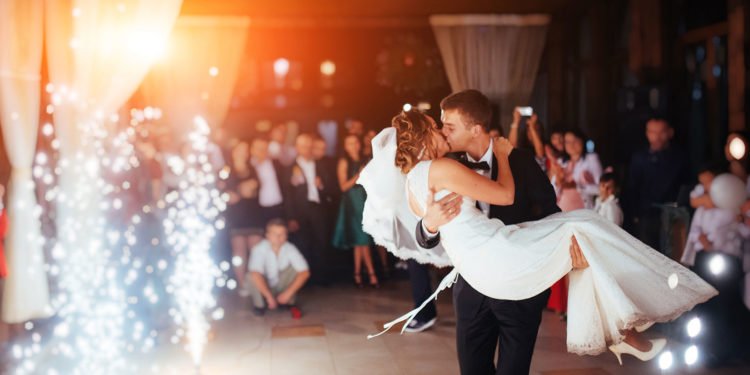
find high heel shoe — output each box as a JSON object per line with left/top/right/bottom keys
{"left": 608, "top": 338, "right": 667, "bottom": 365}
{"left": 635, "top": 321, "right": 654, "bottom": 333}
{"left": 353, "top": 273, "right": 363, "bottom": 288}
{"left": 368, "top": 272, "right": 380, "bottom": 289}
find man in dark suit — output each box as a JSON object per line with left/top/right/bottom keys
{"left": 248, "top": 136, "right": 290, "bottom": 226}
{"left": 286, "top": 133, "right": 334, "bottom": 285}
{"left": 415, "top": 90, "right": 587, "bottom": 375}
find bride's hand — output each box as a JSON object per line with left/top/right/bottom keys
{"left": 493, "top": 137, "right": 514, "bottom": 157}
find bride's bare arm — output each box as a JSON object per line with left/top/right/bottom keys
{"left": 429, "top": 139, "right": 515, "bottom": 206}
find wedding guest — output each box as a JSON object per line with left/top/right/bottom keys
{"left": 594, "top": 172, "right": 624, "bottom": 226}
{"left": 248, "top": 219, "right": 309, "bottom": 319}
{"left": 508, "top": 109, "right": 546, "bottom": 171}
{"left": 362, "top": 129, "right": 377, "bottom": 160}
{"left": 552, "top": 128, "right": 603, "bottom": 210}
{"left": 681, "top": 163, "right": 743, "bottom": 265}
{"left": 248, "top": 136, "right": 288, "bottom": 231}
{"left": 680, "top": 163, "right": 748, "bottom": 367}
{"left": 545, "top": 128, "right": 568, "bottom": 180}
{"left": 623, "top": 118, "right": 690, "bottom": 250}
{"left": 268, "top": 123, "right": 296, "bottom": 167}
{"left": 287, "top": 133, "right": 334, "bottom": 285}
{"left": 346, "top": 118, "right": 365, "bottom": 137}
{"left": 312, "top": 135, "right": 340, "bottom": 207}
{"left": 332, "top": 134, "right": 378, "bottom": 288}
{"left": 225, "top": 140, "right": 262, "bottom": 294}
{"left": 548, "top": 129, "right": 566, "bottom": 159}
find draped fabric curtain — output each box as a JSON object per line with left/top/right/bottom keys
{"left": 430, "top": 14, "right": 549, "bottom": 131}
{"left": 44, "top": 0, "right": 181, "bottom": 234}
{"left": 45, "top": 0, "right": 183, "bottom": 156}
{"left": 41, "top": 0, "right": 181, "bottom": 329}
{"left": 140, "top": 16, "right": 250, "bottom": 134}
{"left": 0, "top": 0, "right": 50, "bottom": 323}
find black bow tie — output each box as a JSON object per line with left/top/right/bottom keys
{"left": 460, "top": 159, "right": 490, "bottom": 171}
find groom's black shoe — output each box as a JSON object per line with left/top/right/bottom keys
{"left": 404, "top": 317, "right": 437, "bottom": 333}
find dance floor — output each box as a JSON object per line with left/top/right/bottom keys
{"left": 129, "top": 278, "right": 750, "bottom": 375}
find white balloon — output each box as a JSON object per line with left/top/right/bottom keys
{"left": 710, "top": 173, "right": 746, "bottom": 210}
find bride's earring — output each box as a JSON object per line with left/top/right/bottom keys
{"left": 417, "top": 146, "right": 426, "bottom": 160}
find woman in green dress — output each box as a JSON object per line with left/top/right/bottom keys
{"left": 333, "top": 134, "right": 378, "bottom": 288}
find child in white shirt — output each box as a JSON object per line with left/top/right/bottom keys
{"left": 593, "top": 172, "right": 624, "bottom": 226}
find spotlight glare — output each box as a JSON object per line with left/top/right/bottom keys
{"left": 403, "top": 103, "right": 412, "bottom": 112}
{"left": 273, "top": 58, "right": 290, "bottom": 77}
{"left": 320, "top": 60, "right": 336, "bottom": 76}
{"left": 709, "top": 254, "right": 726, "bottom": 275}
{"left": 729, "top": 136, "right": 746, "bottom": 160}
{"left": 658, "top": 351, "right": 673, "bottom": 370}
{"left": 684, "top": 345, "right": 699, "bottom": 365}
{"left": 686, "top": 317, "right": 702, "bottom": 338}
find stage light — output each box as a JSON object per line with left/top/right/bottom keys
{"left": 273, "top": 58, "right": 290, "bottom": 77}
{"left": 658, "top": 351, "right": 673, "bottom": 370}
{"left": 709, "top": 254, "right": 726, "bottom": 275}
{"left": 684, "top": 345, "right": 698, "bottom": 365}
{"left": 686, "top": 317, "right": 701, "bottom": 338}
{"left": 320, "top": 60, "right": 336, "bottom": 76}
{"left": 729, "top": 136, "right": 746, "bottom": 160}
{"left": 403, "top": 103, "right": 412, "bottom": 112}
{"left": 417, "top": 101, "right": 431, "bottom": 111}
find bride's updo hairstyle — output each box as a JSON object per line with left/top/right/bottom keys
{"left": 393, "top": 110, "right": 435, "bottom": 173}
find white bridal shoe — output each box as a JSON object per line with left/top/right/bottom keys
{"left": 608, "top": 338, "right": 667, "bottom": 365}
{"left": 635, "top": 321, "right": 655, "bottom": 332}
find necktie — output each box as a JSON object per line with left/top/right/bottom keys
{"left": 460, "top": 159, "right": 490, "bottom": 171}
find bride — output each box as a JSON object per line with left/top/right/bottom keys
{"left": 358, "top": 110, "right": 717, "bottom": 361}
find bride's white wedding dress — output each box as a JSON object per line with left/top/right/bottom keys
{"left": 358, "top": 128, "right": 717, "bottom": 355}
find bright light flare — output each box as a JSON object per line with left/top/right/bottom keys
{"left": 729, "top": 136, "right": 746, "bottom": 160}
{"left": 709, "top": 254, "right": 726, "bottom": 275}
{"left": 658, "top": 351, "right": 673, "bottom": 370}
{"left": 686, "top": 317, "right": 701, "bottom": 338}
{"left": 684, "top": 345, "right": 698, "bottom": 365}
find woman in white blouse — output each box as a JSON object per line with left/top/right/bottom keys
{"left": 551, "top": 129, "right": 603, "bottom": 210}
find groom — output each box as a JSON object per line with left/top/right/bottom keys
{"left": 415, "top": 90, "right": 587, "bottom": 374}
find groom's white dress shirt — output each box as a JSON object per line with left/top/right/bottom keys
{"left": 466, "top": 140, "right": 494, "bottom": 217}
{"left": 422, "top": 140, "right": 494, "bottom": 238}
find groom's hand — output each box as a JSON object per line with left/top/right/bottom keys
{"left": 422, "top": 188, "right": 462, "bottom": 233}
{"left": 570, "top": 235, "right": 589, "bottom": 269}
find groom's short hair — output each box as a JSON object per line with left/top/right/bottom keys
{"left": 440, "top": 89, "right": 492, "bottom": 132}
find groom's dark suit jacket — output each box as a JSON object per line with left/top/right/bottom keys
{"left": 416, "top": 148, "right": 560, "bottom": 373}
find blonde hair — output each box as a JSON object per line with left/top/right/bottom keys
{"left": 392, "top": 111, "right": 436, "bottom": 173}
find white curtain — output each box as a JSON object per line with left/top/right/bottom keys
{"left": 430, "top": 14, "right": 549, "bottom": 130}
{"left": 140, "top": 16, "right": 250, "bottom": 134}
{"left": 0, "top": 0, "right": 51, "bottom": 323}
{"left": 46, "top": 0, "right": 183, "bottom": 155}
{"left": 41, "top": 0, "right": 182, "bottom": 332}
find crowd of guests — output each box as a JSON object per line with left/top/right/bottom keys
{"left": 221, "top": 120, "right": 389, "bottom": 317}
